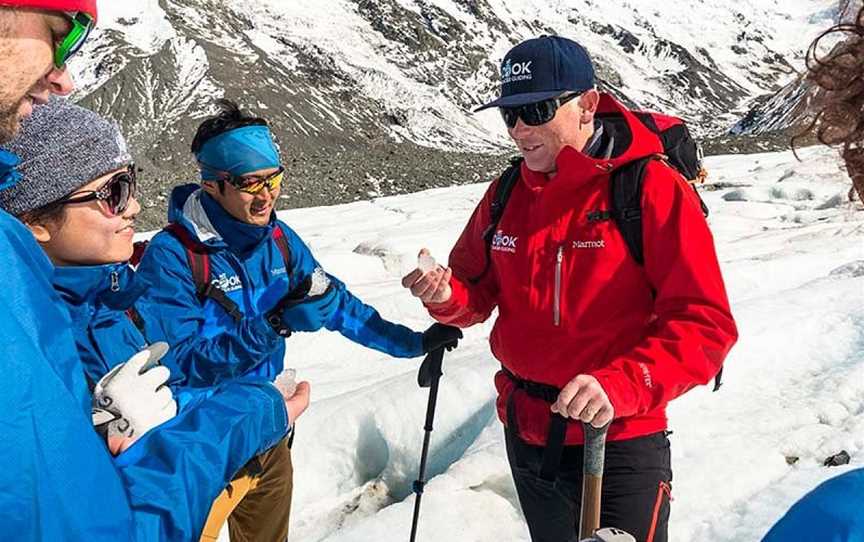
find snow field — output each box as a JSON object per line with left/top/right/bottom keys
{"left": 207, "top": 145, "right": 864, "bottom": 541}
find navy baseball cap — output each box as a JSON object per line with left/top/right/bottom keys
{"left": 475, "top": 35, "right": 596, "bottom": 112}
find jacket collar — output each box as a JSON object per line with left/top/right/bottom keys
{"left": 168, "top": 184, "right": 275, "bottom": 255}
{"left": 53, "top": 263, "right": 142, "bottom": 311}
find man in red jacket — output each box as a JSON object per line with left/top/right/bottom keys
{"left": 402, "top": 36, "right": 738, "bottom": 542}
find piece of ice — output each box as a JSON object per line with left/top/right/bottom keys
{"left": 274, "top": 368, "right": 297, "bottom": 398}
{"left": 308, "top": 267, "right": 331, "bottom": 296}
{"left": 418, "top": 253, "right": 437, "bottom": 273}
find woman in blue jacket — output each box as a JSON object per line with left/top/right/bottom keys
{"left": 0, "top": 98, "right": 310, "bottom": 540}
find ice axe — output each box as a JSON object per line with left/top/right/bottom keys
{"left": 409, "top": 324, "right": 461, "bottom": 542}
{"left": 579, "top": 421, "right": 610, "bottom": 540}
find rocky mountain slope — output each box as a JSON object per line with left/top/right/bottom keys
{"left": 69, "top": 0, "right": 839, "bottom": 226}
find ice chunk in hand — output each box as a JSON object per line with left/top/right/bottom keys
{"left": 308, "top": 267, "right": 331, "bottom": 296}
{"left": 418, "top": 253, "right": 437, "bottom": 273}
{"left": 274, "top": 368, "right": 297, "bottom": 399}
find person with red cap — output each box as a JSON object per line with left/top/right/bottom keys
{"left": 402, "top": 36, "right": 738, "bottom": 541}
{"left": 0, "top": 0, "right": 96, "bottom": 141}
{"left": 0, "top": 2, "right": 307, "bottom": 541}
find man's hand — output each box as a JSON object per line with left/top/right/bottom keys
{"left": 401, "top": 249, "right": 453, "bottom": 304}
{"left": 551, "top": 374, "right": 614, "bottom": 428}
{"left": 421, "top": 323, "right": 463, "bottom": 353}
{"left": 279, "top": 380, "right": 311, "bottom": 425}
{"left": 268, "top": 281, "right": 339, "bottom": 336}
{"left": 92, "top": 343, "right": 177, "bottom": 455}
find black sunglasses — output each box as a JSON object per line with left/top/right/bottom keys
{"left": 59, "top": 166, "right": 137, "bottom": 216}
{"left": 500, "top": 93, "right": 582, "bottom": 129}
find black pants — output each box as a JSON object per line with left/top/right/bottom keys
{"left": 505, "top": 429, "right": 672, "bottom": 542}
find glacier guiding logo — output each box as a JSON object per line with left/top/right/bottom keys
{"left": 501, "top": 58, "right": 532, "bottom": 85}
{"left": 212, "top": 273, "right": 243, "bottom": 293}
{"left": 502, "top": 59, "right": 512, "bottom": 79}
{"left": 492, "top": 230, "right": 518, "bottom": 254}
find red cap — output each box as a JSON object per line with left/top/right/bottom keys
{"left": 0, "top": 0, "right": 97, "bottom": 21}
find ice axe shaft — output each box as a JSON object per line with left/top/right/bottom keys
{"left": 409, "top": 343, "right": 446, "bottom": 542}
{"left": 579, "top": 422, "right": 610, "bottom": 539}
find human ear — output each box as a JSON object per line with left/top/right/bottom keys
{"left": 578, "top": 90, "right": 600, "bottom": 123}
{"left": 26, "top": 222, "right": 53, "bottom": 243}
{"left": 201, "top": 181, "right": 219, "bottom": 196}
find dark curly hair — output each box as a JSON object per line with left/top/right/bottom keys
{"left": 803, "top": 5, "right": 864, "bottom": 203}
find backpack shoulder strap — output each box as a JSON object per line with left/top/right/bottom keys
{"left": 469, "top": 156, "right": 523, "bottom": 285}
{"left": 163, "top": 222, "right": 243, "bottom": 321}
{"left": 164, "top": 222, "right": 212, "bottom": 288}
{"left": 610, "top": 156, "right": 724, "bottom": 392}
{"left": 129, "top": 241, "right": 149, "bottom": 268}
{"left": 125, "top": 306, "right": 147, "bottom": 333}
{"left": 610, "top": 156, "right": 654, "bottom": 267}
{"left": 271, "top": 223, "right": 293, "bottom": 276}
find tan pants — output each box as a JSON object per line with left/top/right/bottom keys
{"left": 199, "top": 436, "right": 294, "bottom": 542}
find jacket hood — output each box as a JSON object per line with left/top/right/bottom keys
{"left": 167, "top": 184, "right": 220, "bottom": 244}
{"left": 520, "top": 93, "right": 664, "bottom": 190}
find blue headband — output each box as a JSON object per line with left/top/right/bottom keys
{"left": 195, "top": 125, "right": 280, "bottom": 181}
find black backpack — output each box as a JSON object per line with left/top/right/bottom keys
{"left": 473, "top": 110, "right": 722, "bottom": 391}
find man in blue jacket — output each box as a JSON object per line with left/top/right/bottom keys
{"left": 0, "top": 3, "right": 308, "bottom": 540}
{"left": 762, "top": 468, "right": 864, "bottom": 542}
{"left": 135, "top": 99, "right": 460, "bottom": 541}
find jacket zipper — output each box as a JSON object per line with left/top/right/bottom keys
{"left": 110, "top": 271, "right": 120, "bottom": 292}
{"left": 554, "top": 245, "right": 563, "bottom": 326}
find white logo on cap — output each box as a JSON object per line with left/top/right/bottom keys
{"left": 501, "top": 58, "right": 533, "bottom": 84}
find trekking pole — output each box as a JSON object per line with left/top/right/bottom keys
{"left": 579, "top": 421, "right": 610, "bottom": 539}
{"left": 409, "top": 325, "right": 459, "bottom": 542}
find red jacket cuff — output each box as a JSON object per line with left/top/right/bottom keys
{"left": 590, "top": 368, "right": 639, "bottom": 419}
{"left": 424, "top": 276, "right": 468, "bottom": 322}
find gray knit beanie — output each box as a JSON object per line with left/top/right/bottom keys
{"left": 0, "top": 97, "right": 133, "bottom": 216}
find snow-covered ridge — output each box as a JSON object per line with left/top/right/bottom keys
{"left": 62, "top": 1, "right": 846, "bottom": 227}
{"left": 75, "top": 0, "right": 837, "bottom": 154}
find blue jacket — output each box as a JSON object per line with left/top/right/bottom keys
{"left": 762, "top": 468, "right": 864, "bottom": 542}
{"left": 135, "top": 185, "right": 423, "bottom": 387}
{"left": 53, "top": 262, "right": 156, "bottom": 387}
{"left": 0, "top": 208, "right": 289, "bottom": 541}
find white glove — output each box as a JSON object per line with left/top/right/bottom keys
{"left": 580, "top": 528, "right": 636, "bottom": 542}
{"left": 92, "top": 342, "right": 177, "bottom": 455}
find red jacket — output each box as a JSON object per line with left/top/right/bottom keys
{"left": 427, "top": 95, "right": 738, "bottom": 446}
